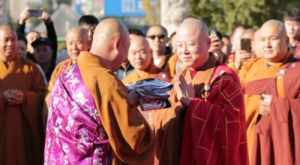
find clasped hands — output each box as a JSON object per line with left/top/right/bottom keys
{"left": 2, "top": 89, "right": 25, "bottom": 105}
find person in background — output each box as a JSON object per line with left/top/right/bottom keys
{"left": 239, "top": 20, "right": 300, "bottom": 165}
{"left": 0, "top": 25, "right": 46, "bottom": 165}
{"left": 165, "top": 31, "right": 186, "bottom": 79}
{"left": 284, "top": 7, "right": 300, "bottom": 53}
{"left": 114, "top": 28, "right": 143, "bottom": 80}
{"left": 17, "top": 8, "right": 57, "bottom": 66}
{"left": 123, "top": 33, "right": 168, "bottom": 85}
{"left": 78, "top": 14, "right": 99, "bottom": 42}
{"left": 234, "top": 28, "right": 256, "bottom": 69}
{"left": 31, "top": 37, "right": 55, "bottom": 80}
{"left": 48, "top": 27, "right": 90, "bottom": 94}
{"left": 146, "top": 25, "right": 171, "bottom": 70}
{"left": 16, "top": 35, "right": 28, "bottom": 59}
{"left": 221, "top": 34, "right": 232, "bottom": 56}
{"left": 208, "top": 29, "right": 227, "bottom": 65}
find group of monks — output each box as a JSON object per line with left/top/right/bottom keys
{"left": 0, "top": 11, "right": 300, "bottom": 165}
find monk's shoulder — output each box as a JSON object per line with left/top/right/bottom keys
{"left": 20, "top": 58, "right": 43, "bottom": 74}
{"left": 93, "top": 67, "right": 126, "bottom": 92}
{"left": 56, "top": 59, "right": 72, "bottom": 69}
{"left": 213, "top": 65, "right": 243, "bottom": 91}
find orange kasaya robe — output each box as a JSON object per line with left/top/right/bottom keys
{"left": 122, "top": 64, "right": 170, "bottom": 85}
{"left": 239, "top": 57, "right": 300, "bottom": 165}
{"left": 75, "top": 52, "right": 154, "bottom": 165}
{"left": 165, "top": 54, "right": 179, "bottom": 79}
{"left": 0, "top": 57, "right": 46, "bottom": 165}
{"left": 180, "top": 62, "right": 249, "bottom": 165}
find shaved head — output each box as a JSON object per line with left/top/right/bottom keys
{"left": 66, "top": 27, "right": 89, "bottom": 41}
{"left": 128, "top": 34, "right": 152, "bottom": 71}
{"left": 261, "top": 20, "right": 286, "bottom": 37}
{"left": 178, "top": 18, "right": 209, "bottom": 38}
{"left": 66, "top": 27, "right": 90, "bottom": 61}
{"left": 91, "top": 18, "right": 128, "bottom": 51}
{"left": 0, "top": 25, "right": 17, "bottom": 62}
{"left": 176, "top": 17, "right": 210, "bottom": 69}
{"left": 260, "top": 20, "right": 289, "bottom": 62}
{"left": 90, "top": 18, "right": 130, "bottom": 70}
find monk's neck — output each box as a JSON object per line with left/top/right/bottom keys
{"left": 136, "top": 64, "right": 158, "bottom": 74}
{"left": 193, "top": 55, "right": 216, "bottom": 71}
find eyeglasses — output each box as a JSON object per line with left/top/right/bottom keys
{"left": 147, "top": 34, "right": 166, "bottom": 40}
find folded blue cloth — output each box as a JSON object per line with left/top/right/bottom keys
{"left": 127, "top": 78, "right": 173, "bottom": 110}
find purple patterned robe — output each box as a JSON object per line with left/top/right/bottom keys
{"left": 45, "top": 64, "right": 111, "bottom": 165}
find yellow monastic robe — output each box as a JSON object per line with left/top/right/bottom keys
{"left": 122, "top": 66, "right": 164, "bottom": 85}
{"left": 0, "top": 57, "right": 46, "bottom": 165}
{"left": 121, "top": 61, "right": 179, "bottom": 165}
{"left": 238, "top": 58, "right": 285, "bottom": 161}
{"left": 77, "top": 52, "right": 154, "bottom": 165}
{"left": 165, "top": 54, "right": 178, "bottom": 79}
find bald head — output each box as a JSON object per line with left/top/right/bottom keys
{"left": 261, "top": 20, "right": 286, "bottom": 37}
{"left": 90, "top": 18, "right": 130, "bottom": 70}
{"left": 178, "top": 17, "right": 209, "bottom": 38}
{"left": 91, "top": 18, "right": 128, "bottom": 51}
{"left": 0, "top": 25, "right": 17, "bottom": 62}
{"left": 128, "top": 34, "right": 152, "bottom": 71}
{"left": 176, "top": 18, "right": 210, "bottom": 69}
{"left": 66, "top": 27, "right": 90, "bottom": 61}
{"left": 260, "top": 20, "right": 289, "bottom": 62}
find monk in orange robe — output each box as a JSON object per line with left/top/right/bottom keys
{"left": 239, "top": 20, "right": 300, "bottom": 165}
{"left": 174, "top": 18, "right": 248, "bottom": 165}
{"left": 45, "top": 18, "right": 154, "bottom": 165}
{"left": 123, "top": 33, "right": 169, "bottom": 85}
{"left": 0, "top": 25, "right": 46, "bottom": 165}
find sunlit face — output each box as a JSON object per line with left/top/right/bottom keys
{"left": 260, "top": 24, "right": 289, "bottom": 62}
{"left": 33, "top": 44, "right": 53, "bottom": 64}
{"left": 66, "top": 31, "right": 90, "bottom": 61}
{"left": 0, "top": 28, "right": 17, "bottom": 61}
{"left": 128, "top": 35, "right": 152, "bottom": 71}
{"left": 176, "top": 26, "right": 210, "bottom": 69}
{"left": 146, "top": 26, "right": 168, "bottom": 54}
{"left": 284, "top": 20, "right": 300, "bottom": 40}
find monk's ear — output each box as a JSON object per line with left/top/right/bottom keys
{"left": 113, "top": 35, "right": 122, "bottom": 54}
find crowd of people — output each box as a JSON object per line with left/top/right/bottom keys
{"left": 0, "top": 6, "right": 300, "bottom": 165}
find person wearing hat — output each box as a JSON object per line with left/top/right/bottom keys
{"left": 32, "top": 37, "right": 55, "bottom": 80}
{"left": 17, "top": 8, "right": 57, "bottom": 81}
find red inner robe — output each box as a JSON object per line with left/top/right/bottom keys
{"left": 180, "top": 65, "right": 249, "bottom": 165}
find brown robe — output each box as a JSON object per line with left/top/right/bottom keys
{"left": 121, "top": 63, "right": 182, "bottom": 165}
{"left": 239, "top": 57, "right": 300, "bottom": 165}
{"left": 0, "top": 57, "right": 46, "bottom": 165}
{"left": 165, "top": 54, "right": 179, "bottom": 79}
{"left": 76, "top": 52, "right": 154, "bottom": 165}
